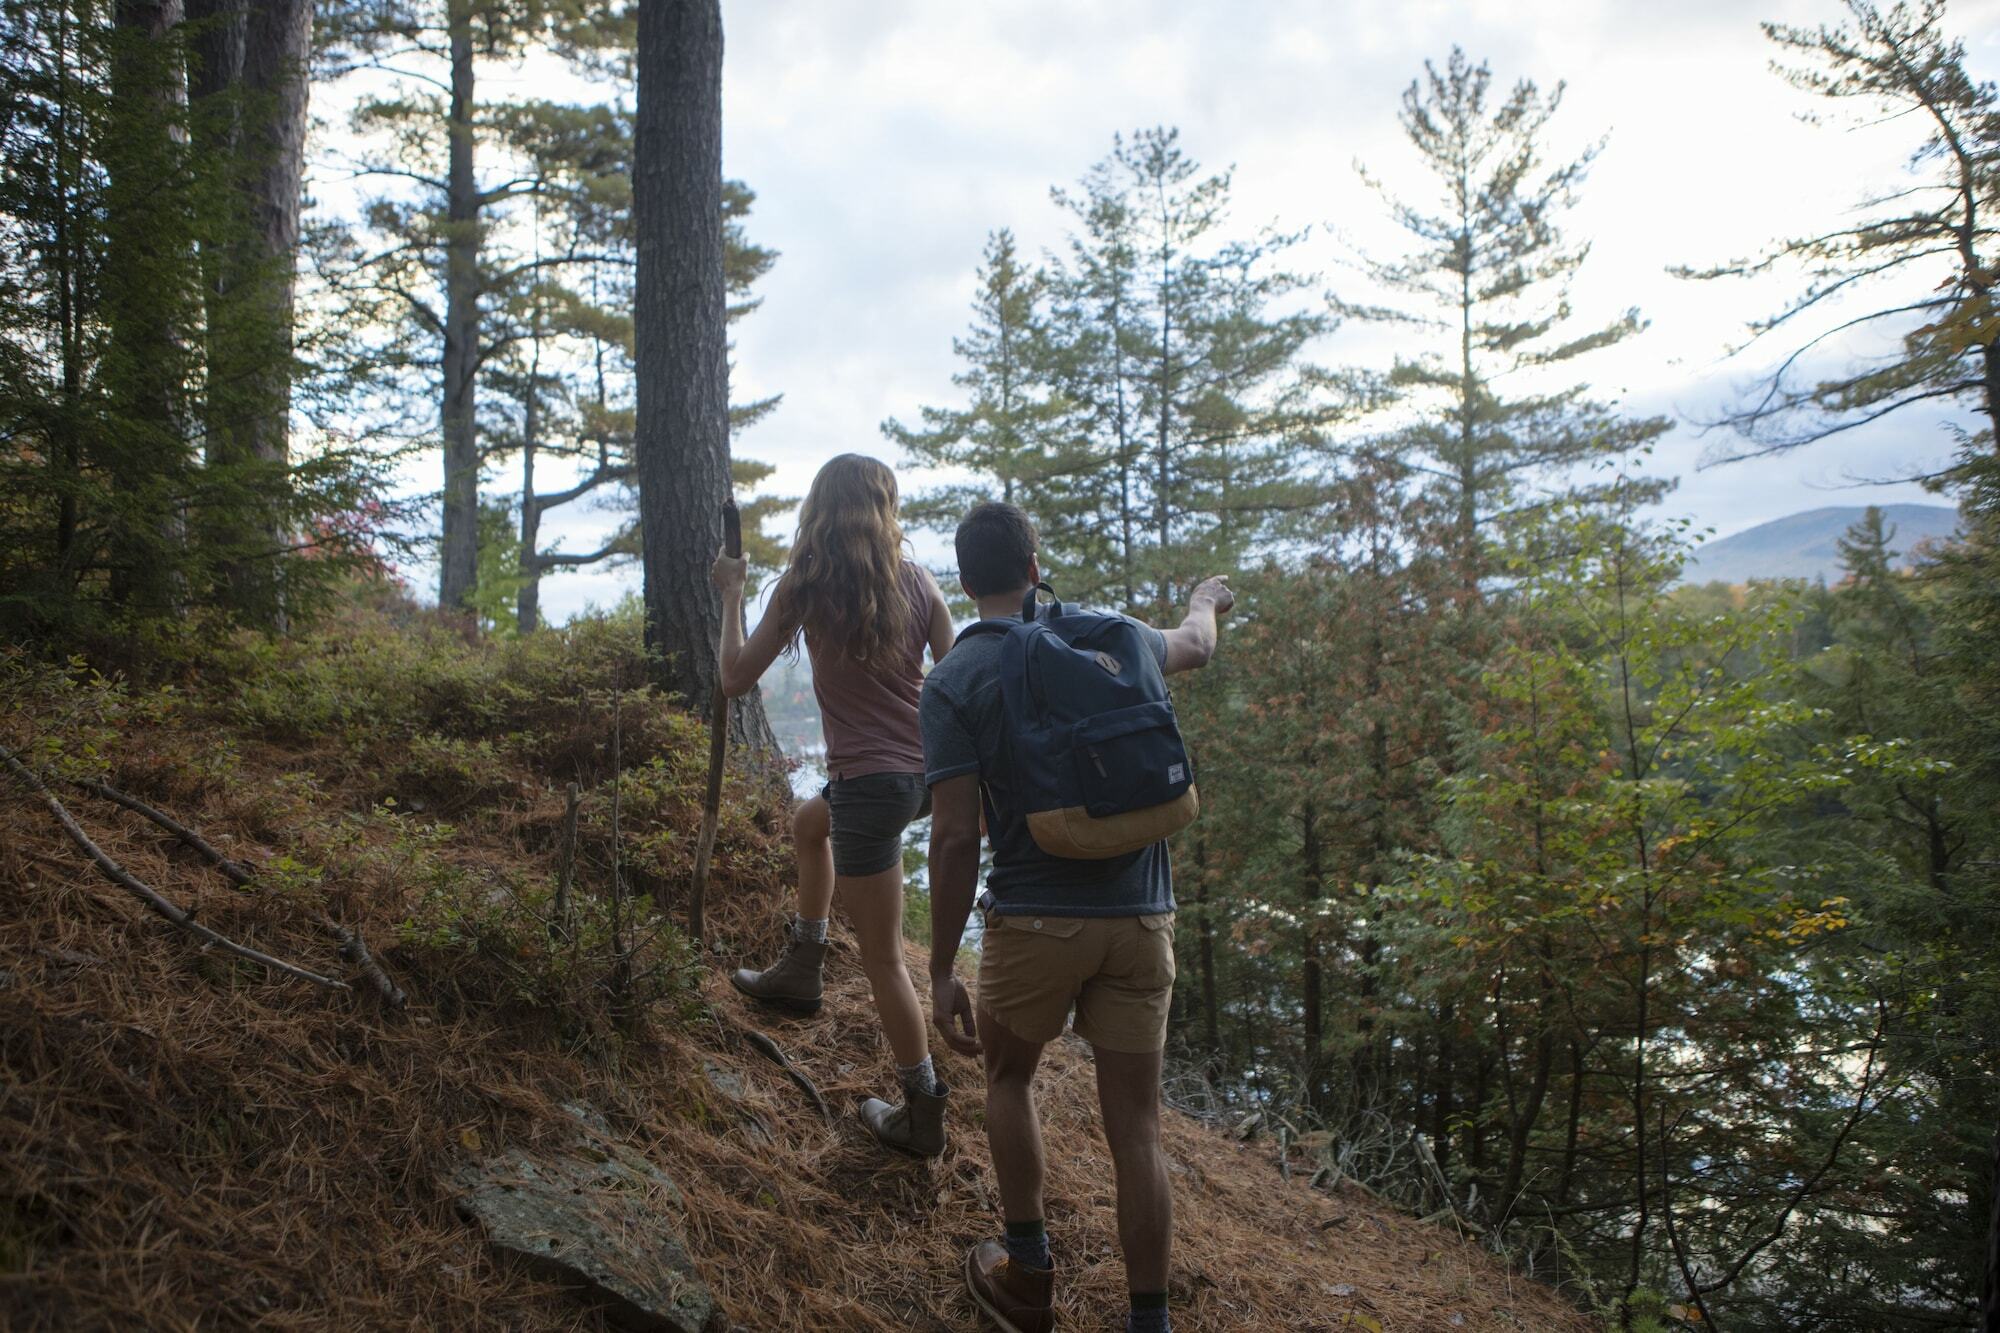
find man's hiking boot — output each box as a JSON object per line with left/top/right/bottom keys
{"left": 728, "top": 928, "right": 826, "bottom": 1015}
{"left": 964, "top": 1238, "right": 1054, "bottom": 1333}
{"left": 858, "top": 1078, "right": 948, "bottom": 1157}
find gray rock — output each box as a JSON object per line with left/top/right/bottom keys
{"left": 452, "top": 1137, "right": 719, "bottom": 1332}
{"left": 701, "top": 1061, "right": 746, "bottom": 1102}
{"left": 703, "top": 1062, "right": 774, "bottom": 1146}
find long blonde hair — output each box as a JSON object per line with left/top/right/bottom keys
{"left": 767, "top": 454, "right": 914, "bottom": 664}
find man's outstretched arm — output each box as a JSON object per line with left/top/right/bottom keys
{"left": 1162, "top": 575, "right": 1236, "bottom": 675}
{"left": 927, "top": 773, "right": 984, "bottom": 1056}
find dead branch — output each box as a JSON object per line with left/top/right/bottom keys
{"left": 736, "top": 1023, "right": 830, "bottom": 1120}
{"left": 0, "top": 745, "right": 348, "bottom": 992}
{"left": 551, "top": 781, "right": 580, "bottom": 945}
{"left": 326, "top": 919, "right": 407, "bottom": 1009}
{"left": 69, "top": 776, "right": 256, "bottom": 885}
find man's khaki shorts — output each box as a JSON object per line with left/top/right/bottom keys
{"left": 975, "top": 910, "right": 1176, "bottom": 1054}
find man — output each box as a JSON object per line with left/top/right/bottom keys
{"left": 921, "top": 501, "right": 1233, "bottom": 1333}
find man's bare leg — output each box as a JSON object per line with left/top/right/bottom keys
{"left": 1094, "top": 1043, "right": 1171, "bottom": 1296}
{"left": 979, "top": 1006, "right": 1049, "bottom": 1226}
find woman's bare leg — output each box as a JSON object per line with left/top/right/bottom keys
{"left": 793, "top": 794, "right": 833, "bottom": 922}
{"left": 839, "top": 864, "right": 928, "bottom": 1067}
{"left": 728, "top": 794, "right": 834, "bottom": 1011}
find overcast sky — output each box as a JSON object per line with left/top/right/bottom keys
{"left": 364, "top": 0, "right": 2000, "bottom": 622}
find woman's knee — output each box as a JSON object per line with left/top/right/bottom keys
{"left": 793, "top": 795, "right": 830, "bottom": 842}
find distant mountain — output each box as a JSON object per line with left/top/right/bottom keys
{"left": 1681, "top": 504, "right": 1960, "bottom": 586}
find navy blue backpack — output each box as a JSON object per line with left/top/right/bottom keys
{"left": 957, "top": 583, "right": 1200, "bottom": 860}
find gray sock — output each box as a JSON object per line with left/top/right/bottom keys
{"left": 792, "top": 915, "right": 828, "bottom": 944}
{"left": 897, "top": 1055, "right": 938, "bottom": 1096}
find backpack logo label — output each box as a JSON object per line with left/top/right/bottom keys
{"left": 1093, "top": 651, "right": 1122, "bottom": 675}
{"left": 1167, "top": 763, "right": 1186, "bottom": 784}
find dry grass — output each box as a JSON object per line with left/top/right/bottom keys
{"left": 0, "top": 630, "right": 1597, "bottom": 1333}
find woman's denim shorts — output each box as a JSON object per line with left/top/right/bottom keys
{"left": 823, "top": 771, "right": 931, "bottom": 877}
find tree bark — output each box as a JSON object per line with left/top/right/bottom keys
{"left": 52, "top": 3, "right": 85, "bottom": 586}
{"left": 1196, "top": 835, "right": 1220, "bottom": 1061}
{"left": 633, "top": 0, "right": 773, "bottom": 746}
{"left": 1499, "top": 995, "right": 1556, "bottom": 1222}
{"left": 1556, "top": 1036, "right": 1585, "bottom": 1205}
{"left": 185, "top": 0, "right": 309, "bottom": 628}
{"left": 1300, "top": 796, "right": 1325, "bottom": 1118}
{"left": 105, "top": 0, "right": 191, "bottom": 621}
{"left": 516, "top": 311, "right": 544, "bottom": 634}
{"left": 436, "top": 0, "right": 480, "bottom": 612}
{"left": 1981, "top": 1116, "right": 2000, "bottom": 1333}
{"left": 1432, "top": 1004, "right": 1456, "bottom": 1177}
{"left": 236, "top": 0, "right": 310, "bottom": 473}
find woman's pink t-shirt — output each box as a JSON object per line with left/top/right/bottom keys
{"left": 807, "top": 561, "right": 930, "bottom": 781}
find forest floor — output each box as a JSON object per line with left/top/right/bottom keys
{"left": 0, "top": 604, "right": 1599, "bottom": 1332}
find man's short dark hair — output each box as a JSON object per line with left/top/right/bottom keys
{"left": 955, "top": 501, "right": 1038, "bottom": 597}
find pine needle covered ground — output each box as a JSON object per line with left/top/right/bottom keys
{"left": 0, "top": 603, "right": 1598, "bottom": 1332}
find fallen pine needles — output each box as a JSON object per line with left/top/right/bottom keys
{"left": 0, "top": 743, "right": 347, "bottom": 992}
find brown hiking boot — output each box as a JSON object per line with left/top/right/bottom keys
{"left": 728, "top": 927, "right": 826, "bottom": 1015}
{"left": 964, "top": 1238, "right": 1054, "bottom": 1333}
{"left": 857, "top": 1078, "right": 948, "bottom": 1157}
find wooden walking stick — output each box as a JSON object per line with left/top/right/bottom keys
{"left": 689, "top": 496, "right": 742, "bottom": 951}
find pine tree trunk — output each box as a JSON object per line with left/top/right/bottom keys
{"left": 105, "top": 0, "right": 190, "bottom": 621}
{"left": 1111, "top": 279, "right": 1136, "bottom": 611}
{"left": 1432, "top": 1006, "right": 1455, "bottom": 1177}
{"left": 234, "top": 0, "right": 309, "bottom": 621}
{"left": 1351, "top": 593, "right": 1388, "bottom": 1106}
{"left": 633, "top": 0, "right": 773, "bottom": 747}
{"left": 186, "top": 0, "right": 308, "bottom": 628}
{"left": 1154, "top": 265, "right": 1173, "bottom": 608}
{"left": 436, "top": 0, "right": 479, "bottom": 612}
{"left": 52, "top": 3, "right": 85, "bottom": 588}
{"left": 1499, "top": 1001, "right": 1555, "bottom": 1222}
{"left": 1469, "top": 1041, "right": 1492, "bottom": 1181}
{"left": 516, "top": 303, "right": 544, "bottom": 635}
{"left": 1556, "top": 1037, "right": 1585, "bottom": 1205}
{"left": 1195, "top": 836, "right": 1220, "bottom": 1061}
{"left": 1301, "top": 796, "right": 1325, "bottom": 1118}
{"left": 517, "top": 421, "right": 541, "bottom": 635}
{"left": 1980, "top": 1115, "right": 2000, "bottom": 1333}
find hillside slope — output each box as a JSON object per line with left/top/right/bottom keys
{"left": 0, "top": 610, "right": 1596, "bottom": 1332}
{"left": 1681, "top": 504, "right": 1958, "bottom": 585}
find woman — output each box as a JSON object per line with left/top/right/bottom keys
{"left": 713, "top": 453, "right": 957, "bottom": 1157}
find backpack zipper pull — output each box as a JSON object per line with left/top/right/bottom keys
{"left": 1088, "top": 745, "right": 1108, "bottom": 779}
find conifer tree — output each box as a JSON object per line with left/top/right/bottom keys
{"left": 316, "top": 0, "right": 632, "bottom": 612}
{"left": 1347, "top": 49, "right": 1669, "bottom": 587}
{"left": 1, "top": 0, "right": 378, "bottom": 652}
{"left": 894, "top": 130, "right": 1332, "bottom": 611}
{"left": 1681, "top": 0, "right": 2000, "bottom": 482}
{"left": 1049, "top": 128, "right": 1332, "bottom": 608}
{"left": 886, "top": 229, "right": 1079, "bottom": 567}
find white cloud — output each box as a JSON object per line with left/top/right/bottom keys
{"left": 353, "top": 0, "right": 2000, "bottom": 623}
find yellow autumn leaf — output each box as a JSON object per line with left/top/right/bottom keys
{"left": 459, "top": 1127, "right": 483, "bottom": 1151}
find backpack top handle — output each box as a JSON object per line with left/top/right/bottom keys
{"left": 1020, "top": 581, "right": 1061, "bottom": 622}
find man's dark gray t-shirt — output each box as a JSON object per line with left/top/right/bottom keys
{"left": 919, "top": 616, "right": 1174, "bottom": 918}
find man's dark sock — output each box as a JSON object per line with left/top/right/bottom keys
{"left": 1003, "top": 1218, "right": 1051, "bottom": 1271}
{"left": 1127, "top": 1290, "right": 1170, "bottom": 1333}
